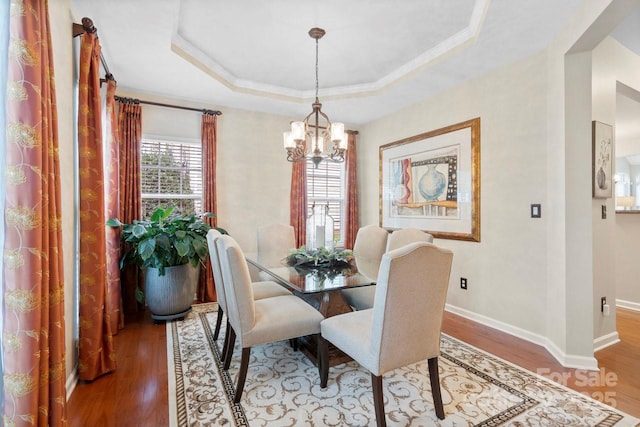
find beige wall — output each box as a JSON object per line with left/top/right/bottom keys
{"left": 359, "top": 51, "right": 550, "bottom": 339}
{"left": 50, "top": 0, "right": 77, "bottom": 392}
{"left": 590, "top": 38, "right": 640, "bottom": 312}
{"left": 591, "top": 36, "right": 640, "bottom": 344}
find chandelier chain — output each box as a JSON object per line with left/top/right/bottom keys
{"left": 315, "top": 37, "right": 319, "bottom": 101}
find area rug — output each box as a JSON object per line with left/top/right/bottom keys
{"left": 167, "top": 303, "right": 639, "bottom": 426}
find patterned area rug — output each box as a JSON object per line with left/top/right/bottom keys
{"left": 167, "top": 303, "right": 639, "bottom": 426}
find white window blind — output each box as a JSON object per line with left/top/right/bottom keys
{"left": 140, "top": 138, "right": 203, "bottom": 217}
{"left": 306, "top": 159, "right": 346, "bottom": 246}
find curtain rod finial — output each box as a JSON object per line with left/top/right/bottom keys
{"left": 81, "top": 17, "right": 97, "bottom": 33}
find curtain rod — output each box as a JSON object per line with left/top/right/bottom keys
{"left": 72, "top": 17, "right": 221, "bottom": 116}
{"left": 72, "top": 17, "right": 114, "bottom": 81}
{"left": 115, "top": 96, "right": 222, "bottom": 116}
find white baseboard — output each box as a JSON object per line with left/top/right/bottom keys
{"left": 65, "top": 366, "right": 78, "bottom": 401}
{"left": 593, "top": 331, "right": 620, "bottom": 352}
{"left": 616, "top": 299, "right": 640, "bottom": 312}
{"left": 445, "top": 304, "right": 599, "bottom": 371}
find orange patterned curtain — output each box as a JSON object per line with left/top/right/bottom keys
{"left": 2, "top": 0, "right": 68, "bottom": 424}
{"left": 199, "top": 113, "right": 218, "bottom": 301}
{"left": 104, "top": 79, "right": 124, "bottom": 331}
{"left": 77, "top": 30, "right": 116, "bottom": 380}
{"left": 290, "top": 152, "right": 307, "bottom": 248}
{"left": 117, "top": 100, "right": 142, "bottom": 313}
{"left": 344, "top": 132, "right": 359, "bottom": 249}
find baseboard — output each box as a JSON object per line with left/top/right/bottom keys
{"left": 65, "top": 365, "right": 78, "bottom": 401}
{"left": 616, "top": 299, "right": 640, "bottom": 312}
{"left": 445, "top": 304, "right": 599, "bottom": 371}
{"left": 593, "top": 331, "right": 621, "bottom": 352}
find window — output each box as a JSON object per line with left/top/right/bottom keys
{"left": 140, "top": 138, "right": 203, "bottom": 217}
{"left": 306, "top": 159, "right": 346, "bottom": 246}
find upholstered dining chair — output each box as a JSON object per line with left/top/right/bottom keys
{"left": 257, "top": 223, "right": 295, "bottom": 264}
{"left": 343, "top": 227, "right": 435, "bottom": 311}
{"left": 341, "top": 225, "right": 388, "bottom": 310}
{"left": 319, "top": 242, "right": 453, "bottom": 426}
{"left": 216, "top": 234, "right": 325, "bottom": 403}
{"left": 385, "top": 227, "right": 433, "bottom": 251}
{"left": 206, "top": 229, "right": 290, "bottom": 364}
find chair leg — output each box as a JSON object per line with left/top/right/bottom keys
{"left": 289, "top": 338, "right": 299, "bottom": 351}
{"left": 213, "top": 307, "right": 224, "bottom": 341}
{"left": 223, "top": 326, "right": 236, "bottom": 371}
{"left": 234, "top": 347, "right": 251, "bottom": 403}
{"left": 318, "top": 335, "right": 329, "bottom": 388}
{"left": 220, "top": 320, "right": 230, "bottom": 361}
{"left": 428, "top": 357, "right": 445, "bottom": 420}
{"left": 371, "top": 373, "right": 386, "bottom": 427}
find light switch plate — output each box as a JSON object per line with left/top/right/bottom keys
{"left": 531, "top": 204, "right": 541, "bottom": 218}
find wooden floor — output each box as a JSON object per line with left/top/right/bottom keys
{"left": 67, "top": 307, "right": 640, "bottom": 425}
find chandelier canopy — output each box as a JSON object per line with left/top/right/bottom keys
{"left": 283, "top": 27, "right": 347, "bottom": 168}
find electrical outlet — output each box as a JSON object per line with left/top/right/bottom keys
{"left": 601, "top": 296, "right": 607, "bottom": 312}
{"left": 460, "top": 277, "right": 468, "bottom": 290}
{"left": 602, "top": 205, "right": 607, "bottom": 219}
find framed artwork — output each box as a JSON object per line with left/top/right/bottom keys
{"left": 379, "top": 117, "right": 480, "bottom": 242}
{"left": 592, "top": 121, "right": 613, "bottom": 199}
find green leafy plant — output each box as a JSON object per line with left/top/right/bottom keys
{"left": 106, "top": 207, "right": 225, "bottom": 276}
{"left": 284, "top": 246, "right": 354, "bottom": 269}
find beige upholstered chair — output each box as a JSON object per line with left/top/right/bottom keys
{"left": 256, "top": 223, "right": 296, "bottom": 280}
{"left": 257, "top": 223, "right": 296, "bottom": 267}
{"left": 206, "top": 229, "right": 290, "bottom": 364}
{"left": 385, "top": 227, "right": 433, "bottom": 251}
{"left": 341, "top": 225, "right": 388, "bottom": 310}
{"left": 216, "top": 234, "right": 324, "bottom": 403}
{"left": 319, "top": 242, "right": 453, "bottom": 426}
{"left": 343, "top": 227, "right": 435, "bottom": 311}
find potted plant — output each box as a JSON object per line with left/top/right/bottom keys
{"left": 107, "top": 207, "right": 224, "bottom": 321}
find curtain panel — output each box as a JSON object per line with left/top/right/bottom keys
{"left": 2, "top": 0, "right": 67, "bottom": 424}
{"left": 290, "top": 151, "right": 307, "bottom": 248}
{"left": 199, "top": 113, "right": 217, "bottom": 302}
{"left": 117, "top": 101, "right": 142, "bottom": 313}
{"left": 77, "top": 30, "right": 116, "bottom": 381}
{"left": 344, "top": 133, "right": 359, "bottom": 249}
{"left": 104, "top": 79, "right": 124, "bottom": 332}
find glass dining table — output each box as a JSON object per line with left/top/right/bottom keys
{"left": 245, "top": 252, "right": 375, "bottom": 366}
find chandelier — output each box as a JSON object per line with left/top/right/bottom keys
{"left": 283, "top": 27, "right": 347, "bottom": 168}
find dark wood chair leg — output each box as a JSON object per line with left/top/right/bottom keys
{"left": 223, "top": 326, "right": 236, "bottom": 371}
{"left": 213, "top": 307, "right": 224, "bottom": 341}
{"left": 234, "top": 347, "right": 251, "bottom": 403}
{"left": 371, "top": 373, "right": 386, "bottom": 427}
{"left": 289, "top": 338, "right": 299, "bottom": 351}
{"left": 318, "top": 335, "right": 329, "bottom": 388}
{"left": 428, "top": 357, "right": 445, "bottom": 420}
{"left": 221, "top": 319, "right": 231, "bottom": 362}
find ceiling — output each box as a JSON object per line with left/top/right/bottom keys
{"left": 69, "top": 0, "right": 638, "bottom": 127}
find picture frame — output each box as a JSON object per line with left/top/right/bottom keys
{"left": 592, "top": 121, "right": 613, "bottom": 199}
{"left": 379, "top": 117, "right": 480, "bottom": 242}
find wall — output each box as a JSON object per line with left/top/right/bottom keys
{"left": 50, "top": 0, "right": 77, "bottom": 393}
{"left": 591, "top": 36, "right": 640, "bottom": 343}
{"left": 590, "top": 38, "right": 640, "bottom": 312}
{"left": 359, "top": 50, "right": 551, "bottom": 340}
{"left": 358, "top": 0, "right": 637, "bottom": 368}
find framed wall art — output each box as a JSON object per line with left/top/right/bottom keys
{"left": 379, "top": 117, "right": 480, "bottom": 242}
{"left": 592, "top": 120, "right": 613, "bottom": 199}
